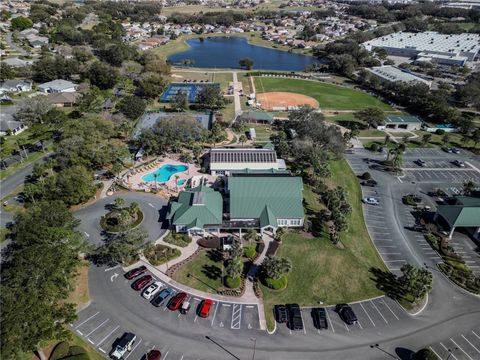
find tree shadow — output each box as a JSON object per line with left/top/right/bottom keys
{"left": 369, "top": 267, "right": 405, "bottom": 300}
{"left": 395, "top": 347, "right": 415, "bottom": 360}
{"left": 206, "top": 249, "right": 224, "bottom": 262}
{"left": 201, "top": 264, "right": 222, "bottom": 280}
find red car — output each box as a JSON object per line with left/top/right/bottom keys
{"left": 198, "top": 299, "right": 214, "bottom": 318}
{"left": 132, "top": 275, "right": 152, "bottom": 291}
{"left": 146, "top": 349, "right": 161, "bottom": 360}
{"left": 167, "top": 292, "right": 187, "bottom": 311}
{"left": 124, "top": 266, "right": 147, "bottom": 280}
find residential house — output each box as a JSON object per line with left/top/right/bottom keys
{"left": 38, "top": 79, "right": 78, "bottom": 93}
{"left": 0, "top": 79, "right": 32, "bottom": 94}
{"left": 47, "top": 92, "right": 80, "bottom": 107}
{"left": 0, "top": 112, "right": 26, "bottom": 136}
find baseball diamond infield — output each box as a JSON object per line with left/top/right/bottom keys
{"left": 257, "top": 92, "right": 320, "bottom": 111}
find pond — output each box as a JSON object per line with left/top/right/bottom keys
{"left": 168, "top": 36, "right": 319, "bottom": 71}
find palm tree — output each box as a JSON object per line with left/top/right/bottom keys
{"left": 384, "top": 134, "right": 391, "bottom": 145}
{"left": 114, "top": 197, "right": 126, "bottom": 208}
{"left": 262, "top": 256, "right": 292, "bottom": 280}
{"left": 239, "top": 134, "right": 247, "bottom": 147}
{"left": 421, "top": 133, "right": 432, "bottom": 147}
{"left": 392, "top": 150, "right": 403, "bottom": 173}
{"left": 463, "top": 180, "right": 476, "bottom": 196}
{"left": 442, "top": 133, "right": 451, "bottom": 147}
{"left": 225, "top": 258, "right": 243, "bottom": 279}
{"left": 153, "top": 173, "right": 158, "bottom": 189}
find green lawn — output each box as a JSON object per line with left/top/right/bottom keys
{"left": 254, "top": 77, "right": 392, "bottom": 111}
{"left": 261, "top": 160, "right": 387, "bottom": 329}
{"left": 173, "top": 249, "right": 224, "bottom": 294}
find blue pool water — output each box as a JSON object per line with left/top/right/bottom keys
{"left": 142, "top": 164, "right": 188, "bottom": 183}
{"left": 168, "top": 37, "right": 320, "bottom": 71}
{"left": 177, "top": 179, "right": 186, "bottom": 186}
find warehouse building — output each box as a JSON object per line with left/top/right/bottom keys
{"left": 366, "top": 66, "right": 432, "bottom": 87}
{"left": 363, "top": 31, "right": 480, "bottom": 65}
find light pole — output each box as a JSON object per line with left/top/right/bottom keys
{"left": 250, "top": 338, "right": 256, "bottom": 360}
{"left": 369, "top": 344, "right": 399, "bottom": 359}
{"left": 445, "top": 347, "right": 458, "bottom": 360}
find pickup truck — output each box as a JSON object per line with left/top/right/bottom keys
{"left": 110, "top": 332, "right": 136, "bottom": 360}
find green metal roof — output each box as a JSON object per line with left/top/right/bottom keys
{"left": 228, "top": 175, "right": 304, "bottom": 227}
{"left": 167, "top": 186, "right": 223, "bottom": 229}
{"left": 436, "top": 204, "right": 480, "bottom": 227}
{"left": 456, "top": 196, "right": 480, "bottom": 207}
{"left": 239, "top": 111, "right": 274, "bottom": 123}
{"left": 385, "top": 115, "right": 422, "bottom": 124}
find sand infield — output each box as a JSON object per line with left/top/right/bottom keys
{"left": 257, "top": 92, "right": 319, "bottom": 111}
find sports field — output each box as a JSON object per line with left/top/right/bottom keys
{"left": 254, "top": 77, "right": 392, "bottom": 111}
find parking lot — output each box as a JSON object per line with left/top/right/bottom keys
{"left": 274, "top": 296, "right": 409, "bottom": 337}
{"left": 72, "top": 268, "right": 261, "bottom": 360}
{"left": 428, "top": 328, "right": 480, "bottom": 360}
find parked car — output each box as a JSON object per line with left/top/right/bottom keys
{"left": 274, "top": 305, "right": 288, "bottom": 323}
{"left": 110, "top": 332, "right": 136, "bottom": 360}
{"left": 168, "top": 292, "right": 188, "bottom": 311}
{"left": 451, "top": 147, "right": 460, "bottom": 154}
{"left": 335, "top": 304, "right": 358, "bottom": 325}
{"left": 362, "top": 197, "right": 379, "bottom": 205}
{"left": 151, "top": 288, "right": 174, "bottom": 307}
{"left": 360, "top": 179, "right": 377, "bottom": 187}
{"left": 180, "top": 301, "right": 191, "bottom": 315}
{"left": 132, "top": 275, "right": 152, "bottom": 291}
{"left": 142, "top": 281, "right": 163, "bottom": 300}
{"left": 198, "top": 299, "right": 214, "bottom": 318}
{"left": 146, "top": 350, "right": 161, "bottom": 360}
{"left": 287, "top": 304, "right": 304, "bottom": 331}
{"left": 452, "top": 160, "right": 465, "bottom": 167}
{"left": 124, "top": 266, "right": 147, "bottom": 280}
{"left": 311, "top": 308, "right": 328, "bottom": 330}
{"left": 442, "top": 147, "right": 453, "bottom": 153}
{"left": 415, "top": 159, "right": 426, "bottom": 167}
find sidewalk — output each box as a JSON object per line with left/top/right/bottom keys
{"left": 153, "top": 232, "right": 199, "bottom": 272}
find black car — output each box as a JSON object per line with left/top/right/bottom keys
{"left": 286, "top": 304, "right": 304, "bottom": 331}
{"left": 360, "top": 179, "right": 377, "bottom": 187}
{"left": 335, "top": 304, "right": 357, "bottom": 325}
{"left": 311, "top": 308, "right": 328, "bottom": 330}
{"left": 274, "top": 305, "right": 288, "bottom": 323}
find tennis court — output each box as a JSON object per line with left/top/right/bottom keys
{"left": 160, "top": 82, "right": 219, "bottom": 103}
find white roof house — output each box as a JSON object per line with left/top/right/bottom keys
{"left": 366, "top": 66, "right": 432, "bottom": 87}
{"left": 0, "top": 80, "right": 32, "bottom": 94}
{"left": 363, "top": 31, "right": 480, "bottom": 63}
{"left": 37, "top": 79, "right": 78, "bottom": 93}
{"left": 209, "top": 148, "right": 287, "bottom": 175}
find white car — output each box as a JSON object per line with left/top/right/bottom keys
{"left": 362, "top": 197, "right": 380, "bottom": 205}
{"left": 142, "top": 281, "right": 163, "bottom": 300}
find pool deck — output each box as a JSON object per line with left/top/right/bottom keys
{"left": 123, "top": 156, "right": 215, "bottom": 194}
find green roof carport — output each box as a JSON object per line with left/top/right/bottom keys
{"left": 228, "top": 175, "right": 304, "bottom": 229}
{"left": 167, "top": 186, "right": 223, "bottom": 230}
{"left": 436, "top": 205, "right": 480, "bottom": 228}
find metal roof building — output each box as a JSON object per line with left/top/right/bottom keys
{"left": 378, "top": 115, "right": 423, "bottom": 131}
{"left": 366, "top": 66, "right": 432, "bottom": 87}
{"left": 209, "top": 148, "right": 286, "bottom": 175}
{"left": 435, "top": 197, "right": 480, "bottom": 240}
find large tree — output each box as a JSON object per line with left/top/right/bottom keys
{"left": 118, "top": 95, "right": 146, "bottom": 120}
{"left": 93, "top": 228, "right": 148, "bottom": 265}
{"left": 87, "top": 61, "right": 119, "bottom": 90}
{"left": 353, "top": 107, "right": 385, "bottom": 128}
{"left": 14, "top": 96, "right": 53, "bottom": 126}
{"left": 196, "top": 85, "right": 226, "bottom": 110}
{"left": 11, "top": 16, "right": 33, "bottom": 30}
{"left": 136, "top": 72, "right": 167, "bottom": 99}
{"left": 239, "top": 58, "right": 254, "bottom": 70}
{"left": 399, "top": 264, "right": 433, "bottom": 300}
{"left": 172, "top": 90, "right": 189, "bottom": 112}
{"left": 1, "top": 201, "right": 86, "bottom": 358}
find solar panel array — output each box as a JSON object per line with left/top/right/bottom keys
{"left": 210, "top": 149, "right": 277, "bottom": 164}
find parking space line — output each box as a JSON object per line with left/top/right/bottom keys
{"left": 124, "top": 339, "right": 142, "bottom": 360}
{"left": 325, "top": 309, "right": 335, "bottom": 333}
{"left": 440, "top": 342, "right": 457, "bottom": 360}
{"left": 99, "top": 348, "right": 107, "bottom": 354}
{"left": 299, "top": 309, "right": 307, "bottom": 334}
{"left": 344, "top": 323, "right": 350, "bottom": 332}
{"left": 211, "top": 302, "right": 219, "bottom": 326}
{"left": 162, "top": 351, "right": 169, "bottom": 360}
{"left": 359, "top": 303, "right": 375, "bottom": 327}
{"left": 96, "top": 325, "right": 119, "bottom": 347}
{"left": 450, "top": 338, "right": 473, "bottom": 360}
{"left": 231, "top": 304, "right": 242, "bottom": 330}
{"left": 85, "top": 319, "right": 109, "bottom": 337}
{"left": 76, "top": 330, "right": 83, "bottom": 335}
{"left": 75, "top": 312, "right": 99, "bottom": 328}
{"left": 370, "top": 301, "right": 388, "bottom": 324}
{"left": 472, "top": 330, "right": 480, "bottom": 340}
{"left": 461, "top": 334, "right": 480, "bottom": 354}
{"left": 429, "top": 347, "right": 442, "bottom": 360}
{"left": 381, "top": 299, "right": 399, "bottom": 320}
{"left": 222, "top": 303, "right": 231, "bottom": 307}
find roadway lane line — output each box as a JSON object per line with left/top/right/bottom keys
{"left": 96, "top": 325, "right": 119, "bottom": 347}
{"left": 461, "top": 334, "right": 480, "bottom": 354}
{"left": 450, "top": 338, "right": 473, "bottom": 360}
{"left": 85, "top": 319, "right": 109, "bottom": 337}
{"left": 124, "top": 339, "right": 142, "bottom": 360}
{"left": 211, "top": 302, "right": 219, "bottom": 327}
{"left": 439, "top": 343, "right": 457, "bottom": 360}
{"left": 370, "top": 301, "right": 388, "bottom": 324}
{"left": 381, "top": 299, "right": 399, "bottom": 320}
{"left": 325, "top": 309, "right": 335, "bottom": 333}
{"left": 75, "top": 312, "right": 99, "bottom": 328}
{"left": 359, "top": 303, "right": 375, "bottom": 327}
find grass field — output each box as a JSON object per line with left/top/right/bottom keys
{"left": 261, "top": 160, "right": 387, "bottom": 329}
{"left": 254, "top": 77, "right": 392, "bottom": 111}
{"left": 173, "top": 250, "right": 224, "bottom": 294}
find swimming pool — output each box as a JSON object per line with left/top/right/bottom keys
{"left": 142, "top": 164, "right": 188, "bottom": 183}
{"left": 177, "top": 179, "right": 186, "bottom": 186}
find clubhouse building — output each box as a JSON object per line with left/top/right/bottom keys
{"left": 166, "top": 173, "right": 304, "bottom": 236}
{"left": 434, "top": 197, "right": 480, "bottom": 240}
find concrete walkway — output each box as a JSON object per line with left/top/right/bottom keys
{"left": 153, "top": 232, "right": 200, "bottom": 273}
{"left": 232, "top": 71, "right": 242, "bottom": 117}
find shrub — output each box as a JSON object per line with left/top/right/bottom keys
{"left": 370, "top": 143, "right": 379, "bottom": 151}
{"left": 225, "top": 275, "right": 241, "bottom": 288}
{"left": 413, "top": 348, "right": 439, "bottom": 360}
{"left": 67, "top": 346, "right": 87, "bottom": 356}
{"left": 362, "top": 172, "right": 371, "bottom": 180}
{"left": 144, "top": 244, "right": 181, "bottom": 266}
{"left": 164, "top": 233, "right": 192, "bottom": 247}
{"left": 264, "top": 275, "right": 288, "bottom": 290}
{"left": 256, "top": 241, "right": 265, "bottom": 255}
{"left": 198, "top": 236, "right": 221, "bottom": 248}
{"left": 435, "top": 129, "right": 445, "bottom": 135}
{"left": 50, "top": 342, "right": 70, "bottom": 360}
{"left": 243, "top": 245, "right": 256, "bottom": 259}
